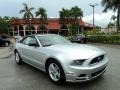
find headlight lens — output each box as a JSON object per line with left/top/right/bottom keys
{"left": 71, "top": 59, "right": 86, "bottom": 65}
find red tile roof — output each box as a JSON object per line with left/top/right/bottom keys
{"left": 47, "top": 21, "right": 60, "bottom": 30}
{"left": 9, "top": 18, "right": 86, "bottom": 29}
{"left": 78, "top": 18, "right": 85, "bottom": 26}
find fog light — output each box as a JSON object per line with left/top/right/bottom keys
{"left": 67, "top": 72, "right": 76, "bottom": 76}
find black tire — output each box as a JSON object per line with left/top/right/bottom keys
{"left": 81, "top": 39, "right": 87, "bottom": 44}
{"left": 80, "top": 40, "right": 84, "bottom": 43}
{"left": 46, "top": 60, "right": 66, "bottom": 85}
{"left": 15, "top": 51, "right": 23, "bottom": 65}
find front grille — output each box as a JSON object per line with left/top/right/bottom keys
{"left": 79, "top": 74, "right": 86, "bottom": 77}
{"left": 90, "top": 55, "right": 104, "bottom": 65}
{"left": 91, "top": 67, "right": 106, "bottom": 77}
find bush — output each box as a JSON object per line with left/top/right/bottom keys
{"left": 88, "top": 35, "right": 120, "bottom": 44}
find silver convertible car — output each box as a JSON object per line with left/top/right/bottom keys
{"left": 14, "top": 34, "right": 108, "bottom": 84}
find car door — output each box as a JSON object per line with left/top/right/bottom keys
{"left": 19, "top": 36, "right": 44, "bottom": 68}
{"left": 18, "top": 36, "right": 32, "bottom": 61}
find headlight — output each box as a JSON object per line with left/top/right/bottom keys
{"left": 71, "top": 59, "right": 86, "bottom": 66}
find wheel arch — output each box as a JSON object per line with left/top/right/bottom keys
{"left": 14, "top": 49, "right": 18, "bottom": 53}
{"left": 45, "top": 57, "right": 65, "bottom": 73}
{"left": 45, "top": 57, "right": 66, "bottom": 84}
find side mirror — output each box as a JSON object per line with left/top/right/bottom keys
{"left": 28, "top": 43, "right": 38, "bottom": 47}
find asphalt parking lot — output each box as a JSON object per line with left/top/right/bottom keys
{"left": 0, "top": 44, "right": 120, "bottom": 90}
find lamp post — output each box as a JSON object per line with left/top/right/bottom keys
{"left": 89, "top": 3, "right": 98, "bottom": 30}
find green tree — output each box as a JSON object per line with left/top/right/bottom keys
{"left": 59, "top": 8, "right": 70, "bottom": 25}
{"left": 35, "top": 7, "right": 47, "bottom": 26}
{"left": 3, "top": 16, "right": 19, "bottom": 21}
{"left": 19, "top": 3, "right": 34, "bottom": 19}
{"left": 108, "top": 22, "right": 114, "bottom": 28}
{"left": 59, "top": 8, "right": 71, "bottom": 36}
{"left": 59, "top": 6, "right": 83, "bottom": 36}
{"left": 0, "top": 17, "right": 9, "bottom": 34}
{"left": 110, "top": 15, "right": 117, "bottom": 26}
{"left": 3, "top": 16, "right": 10, "bottom": 21}
{"left": 111, "top": 15, "right": 117, "bottom": 21}
{"left": 9, "top": 17, "right": 19, "bottom": 21}
{"left": 101, "top": 0, "right": 120, "bottom": 32}
{"left": 70, "top": 24, "right": 78, "bottom": 35}
{"left": 19, "top": 3, "right": 34, "bottom": 34}
{"left": 107, "top": 22, "right": 115, "bottom": 33}
{"left": 70, "top": 6, "right": 83, "bottom": 35}
{"left": 70, "top": 6, "right": 83, "bottom": 21}
{"left": 110, "top": 15, "right": 117, "bottom": 32}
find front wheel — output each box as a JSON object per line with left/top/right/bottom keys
{"left": 47, "top": 61, "right": 66, "bottom": 84}
{"left": 15, "top": 51, "right": 23, "bottom": 64}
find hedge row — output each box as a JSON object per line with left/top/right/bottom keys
{"left": 88, "top": 35, "right": 120, "bottom": 44}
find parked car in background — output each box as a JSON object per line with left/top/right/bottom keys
{"left": 14, "top": 34, "right": 108, "bottom": 84}
{"left": 0, "top": 35, "right": 11, "bottom": 47}
{"left": 71, "top": 34, "right": 88, "bottom": 43}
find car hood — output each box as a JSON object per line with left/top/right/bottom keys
{"left": 45, "top": 43, "right": 105, "bottom": 59}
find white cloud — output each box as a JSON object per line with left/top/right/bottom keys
{"left": 49, "top": 16, "right": 56, "bottom": 18}
{"left": 83, "top": 11, "right": 117, "bottom": 28}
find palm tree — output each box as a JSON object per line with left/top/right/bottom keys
{"left": 59, "top": 6, "right": 83, "bottom": 35}
{"left": 10, "top": 17, "right": 19, "bottom": 21}
{"left": 60, "top": 7, "right": 83, "bottom": 25}
{"left": 111, "top": 15, "right": 117, "bottom": 21}
{"left": 0, "top": 17, "right": 9, "bottom": 34}
{"left": 35, "top": 7, "right": 47, "bottom": 26}
{"left": 19, "top": 3, "right": 34, "bottom": 34}
{"left": 20, "top": 3, "right": 34, "bottom": 19}
{"left": 107, "top": 22, "right": 115, "bottom": 33}
{"left": 59, "top": 8, "right": 71, "bottom": 36}
{"left": 59, "top": 8, "right": 70, "bottom": 25}
{"left": 70, "top": 6, "right": 83, "bottom": 35}
{"left": 108, "top": 22, "right": 114, "bottom": 28}
{"left": 110, "top": 15, "right": 117, "bottom": 31}
{"left": 101, "top": 0, "right": 120, "bottom": 32}
{"left": 70, "top": 6, "right": 83, "bottom": 21}
{"left": 111, "top": 15, "right": 117, "bottom": 25}
{"left": 3, "top": 16, "right": 10, "bottom": 21}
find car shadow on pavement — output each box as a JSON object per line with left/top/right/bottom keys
{"left": 20, "top": 61, "right": 106, "bottom": 89}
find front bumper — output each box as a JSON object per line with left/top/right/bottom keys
{"left": 65, "top": 57, "right": 108, "bottom": 82}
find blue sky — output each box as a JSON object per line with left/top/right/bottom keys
{"left": 0, "top": 0, "right": 116, "bottom": 27}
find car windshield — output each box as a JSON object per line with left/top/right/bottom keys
{"left": 77, "top": 34, "right": 85, "bottom": 37}
{"left": 37, "top": 35, "right": 71, "bottom": 47}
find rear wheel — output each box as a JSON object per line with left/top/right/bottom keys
{"left": 46, "top": 60, "right": 66, "bottom": 84}
{"left": 15, "top": 51, "right": 23, "bottom": 64}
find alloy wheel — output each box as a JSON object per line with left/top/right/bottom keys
{"left": 15, "top": 52, "right": 20, "bottom": 63}
{"left": 48, "top": 63, "right": 61, "bottom": 81}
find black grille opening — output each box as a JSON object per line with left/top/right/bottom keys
{"left": 92, "top": 68, "right": 105, "bottom": 77}
{"left": 90, "top": 55, "right": 104, "bottom": 65}
{"left": 79, "top": 74, "right": 86, "bottom": 77}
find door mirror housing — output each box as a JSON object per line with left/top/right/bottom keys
{"left": 28, "top": 43, "right": 39, "bottom": 47}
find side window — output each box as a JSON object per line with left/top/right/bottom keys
{"left": 22, "top": 37, "right": 38, "bottom": 46}
{"left": 22, "top": 37, "right": 30, "bottom": 45}
{"left": 28, "top": 37, "right": 37, "bottom": 45}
